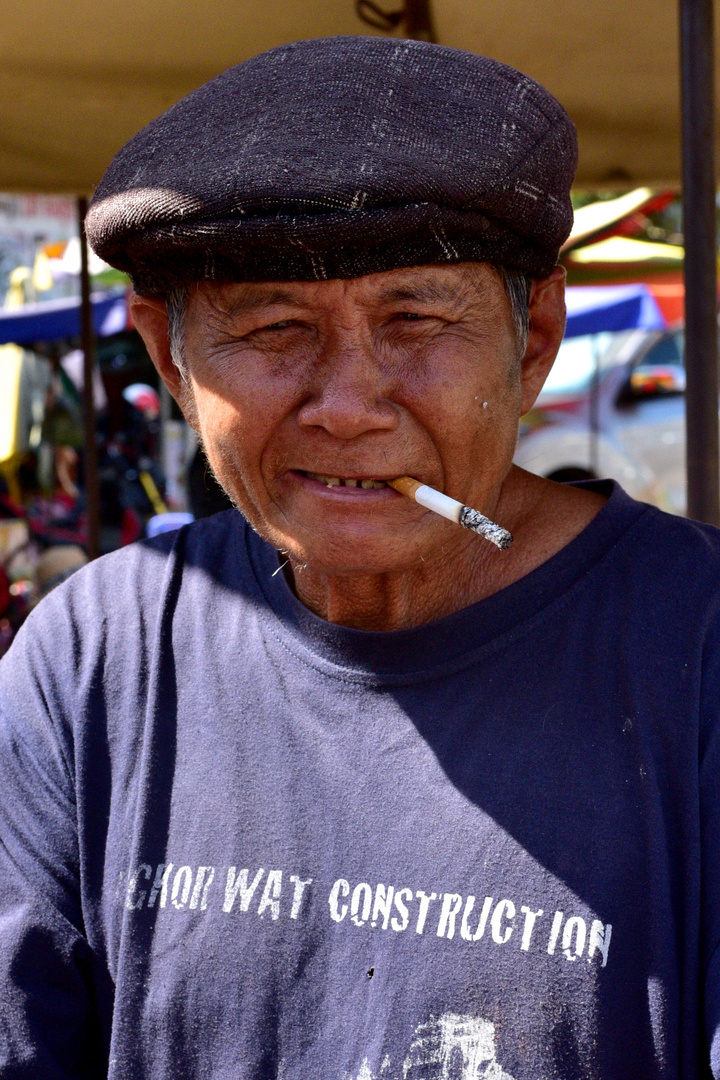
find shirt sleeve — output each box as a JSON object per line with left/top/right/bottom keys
{"left": 0, "top": 598, "right": 105, "bottom": 1078}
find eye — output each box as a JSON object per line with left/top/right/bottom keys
{"left": 395, "top": 312, "right": 424, "bottom": 321}
{"left": 263, "top": 319, "right": 296, "bottom": 330}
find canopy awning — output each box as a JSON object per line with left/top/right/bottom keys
{"left": 564, "top": 285, "right": 667, "bottom": 338}
{"left": 0, "top": 290, "right": 129, "bottom": 346}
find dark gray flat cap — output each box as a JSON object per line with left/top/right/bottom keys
{"left": 87, "top": 36, "right": 577, "bottom": 293}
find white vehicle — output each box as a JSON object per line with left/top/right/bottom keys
{"left": 514, "top": 328, "right": 689, "bottom": 513}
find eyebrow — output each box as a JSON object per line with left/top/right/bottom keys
{"left": 216, "top": 288, "right": 307, "bottom": 320}
{"left": 376, "top": 281, "right": 469, "bottom": 307}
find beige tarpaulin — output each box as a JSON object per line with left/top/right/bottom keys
{"left": 0, "top": 0, "right": 704, "bottom": 192}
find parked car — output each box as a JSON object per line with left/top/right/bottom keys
{"left": 514, "top": 328, "right": 690, "bottom": 513}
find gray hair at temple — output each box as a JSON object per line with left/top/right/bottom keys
{"left": 164, "top": 266, "right": 532, "bottom": 384}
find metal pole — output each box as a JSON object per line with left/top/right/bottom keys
{"left": 354, "top": 0, "right": 436, "bottom": 41}
{"left": 589, "top": 337, "right": 600, "bottom": 477}
{"left": 77, "top": 195, "right": 101, "bottom": 559}
{"left": 680, "top": 0, "right": 719, "bottom": 524}
{"left": 404, "top": 0, "right": 436, "bottom": 41}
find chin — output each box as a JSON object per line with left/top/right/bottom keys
{"left": 238, "top": 497, "right": 450, "bottom": 577}
{"left": 279, "top": 531, "right": 429, "bottom": 578}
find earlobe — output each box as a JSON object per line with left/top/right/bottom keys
{"left": 519, "top": 267, "right": 566, "bottom": 414}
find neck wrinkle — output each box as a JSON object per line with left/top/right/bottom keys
{"left": 287, "top": 533, "right": 498, "bottom": 632}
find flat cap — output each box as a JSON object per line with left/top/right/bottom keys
{"left": 87, "top": 36, "right": 577, "bottom": 293}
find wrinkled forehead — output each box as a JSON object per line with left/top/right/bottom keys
{"left": 185, "top": 262, "right": 504, "bottom": 319}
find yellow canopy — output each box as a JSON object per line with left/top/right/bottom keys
{"left": 0, "top": 346, "right": 24, "bottom": 465}
{"left": 567, "top": 236, "right": 686, "bottom": 264}
{"left": 0, "top": 0, "right": 699, "bottom": 193}
{"left": 0, "top": 345, "right": 52, "bottom": 501}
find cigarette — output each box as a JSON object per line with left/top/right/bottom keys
{"left": 387, "top": 476, "right": 513, "bottom": 550}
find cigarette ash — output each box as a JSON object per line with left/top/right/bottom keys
{"left": 459, "top": 506, "right": 513, "bottom": 550}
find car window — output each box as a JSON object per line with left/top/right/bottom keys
{"left": 640, "top": 331, "right": 684, "bottom": 369}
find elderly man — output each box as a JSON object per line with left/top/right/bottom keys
{"left": 1, "top": 35, "right": 720, "bottom": 1080}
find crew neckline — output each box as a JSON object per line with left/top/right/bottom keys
{"left": 243, "top": 481, "right": 651, "bottom": 685}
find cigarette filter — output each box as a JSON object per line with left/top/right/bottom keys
{"left": 388, "top": 476, "right": 513, "bottom": 550}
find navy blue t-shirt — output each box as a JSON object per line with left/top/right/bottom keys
{"left": 2, "top": 482, "right": 720, "bottom": 1079}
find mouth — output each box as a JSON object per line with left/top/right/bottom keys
{"left": 300, "top": 471, "right": 390, "bottom": 490}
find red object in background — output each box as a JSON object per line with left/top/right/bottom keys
{"left": 0, "top": 566, "right": 10, "bottom": 617}
{"left": 26, "top": 497, "right": 88, "bottom": 549}
{"left": 0, "top": 494, "right": 26, "bottom": 520}
{"left": 120, "top": 508, "right": 143, "bottom": 546}
{"left": 122, "top": 383, "right": 160, "bottom": 420}
{"left": 646, "top": 283, "right": 686, "bottom": 327}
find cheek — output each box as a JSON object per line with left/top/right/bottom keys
{"left": 469, "top": 378, "right": 523, "bottom": 456}
{"left": 407, "top": 349, "right": 519, "bottom": 445}
{"left": 188, "top": 363, "right": 303, "bottom": 505}
{"left": 421, "top": 367, "right": 521, "bottom": 492}
{"left": 190, "top": 379, "right": 267, "bottom": 478}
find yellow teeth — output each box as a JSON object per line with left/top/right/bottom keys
{"left": 305, "top": 473, "right": 386, "bottom": 489}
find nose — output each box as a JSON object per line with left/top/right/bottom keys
{"left": 296, "top": 331, "right": 398, "bottom": 441}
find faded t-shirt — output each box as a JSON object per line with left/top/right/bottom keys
{"left": 1, "top": 482, "right": 720, "bottom": 1079}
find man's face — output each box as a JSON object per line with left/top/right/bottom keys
{"left": 153, "top": 262, "right": 562, "bottom": 575}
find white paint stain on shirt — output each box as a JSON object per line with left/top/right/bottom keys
{"left": 345, "top": 1013, "right": 516, "bottom": 1080}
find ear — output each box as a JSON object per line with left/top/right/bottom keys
{"left": 129, "top": 291, "right": 199, "bottom": 429}
{"left": 519, "top": 266, "right": 566, "bottom": 414}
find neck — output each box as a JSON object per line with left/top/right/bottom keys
{"left": 288, "top": 532, "right": 498, "bottom": 631}
{"left": 286, "top": 468, "right": 606, "bottom": 632}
